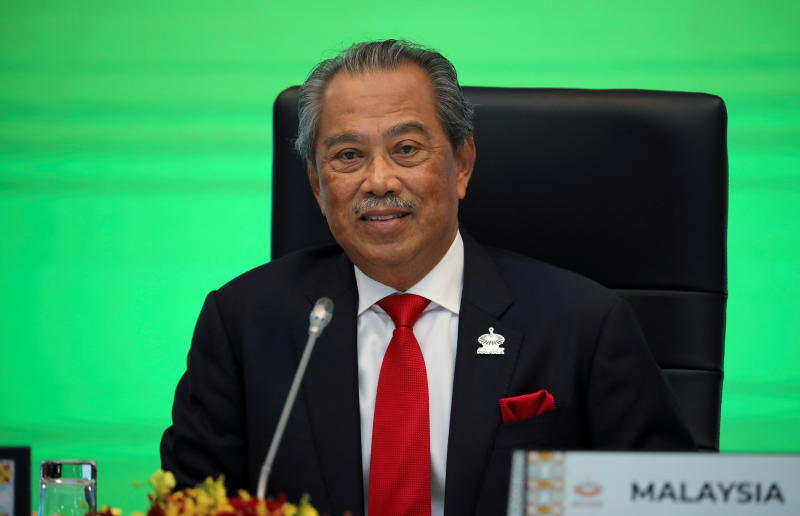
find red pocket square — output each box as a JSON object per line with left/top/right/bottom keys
{"left": 499, "top": 389, "right": 557, "bottom": 423}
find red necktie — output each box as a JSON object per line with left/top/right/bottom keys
{"left": 369, "top": 294, "right": 432, "bottom": 516}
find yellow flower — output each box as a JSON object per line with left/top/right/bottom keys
{"left": 150, "top": 470, "right": 176, "bottom": 498}
{"left": 195, "top": 490, "right": 213, "bottom": 512}
{"left": 183, "top": 496, "right": 197, "bottom": 516}
{"left": 164, "top": 502, "right": 179, "bottom": 516}
{"left": 141, "top": 470, "right": 318, "bottom": 516}
{"left": 256, "top": 499, "right": 267, "bottom": 516}
{"left": 295, "top": 494, "right": 317, "bottom": 516}
{"left": 297, "top": 506, "right": 318, "bottom": 516}
{"left": 98, "top": 505, "right": 122, "bottom": 516}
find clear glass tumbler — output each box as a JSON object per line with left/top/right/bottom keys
{"left": 39, "top": 461, "right": 97, "bottom": 516}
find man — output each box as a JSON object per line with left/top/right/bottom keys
{"left": 161, "top": 40, "right": 695, "bottom": 516}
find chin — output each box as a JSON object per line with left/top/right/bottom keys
{"left": 349, "top": 243, "right": 414, "bottom": 269}
{"left": 362, "top": 249, "right": 412, "bottom": 268}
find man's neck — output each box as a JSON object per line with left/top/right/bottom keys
{"left": 354, "top": 231, "right": 463, "bottom": 315}
{"left": 352, "top": 230, "right": 460, "bottom": 292}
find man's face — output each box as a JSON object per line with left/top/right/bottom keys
{"left": 308, "top": 62, "right": 475, "bottom": 289}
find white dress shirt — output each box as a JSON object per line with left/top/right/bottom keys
{"left": 355, "top": 231, "right": 464, "bottom": 516}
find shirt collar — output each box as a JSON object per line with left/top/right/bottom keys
{"left": 354, "top": 231, "right": 464, "bottom": 316}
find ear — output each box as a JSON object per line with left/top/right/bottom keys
{"left": 306, "top": 160, "right": 326, "bottom": 216}
{"left": 455, "top": 134, "right": 476, "bottom": 200}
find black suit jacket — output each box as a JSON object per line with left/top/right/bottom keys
{"left": 161, "top": 233, "right": 695, "bottom": 515}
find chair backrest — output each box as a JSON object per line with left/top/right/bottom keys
{"left": 272, "top": 86, "right": 728, "bottom": 451}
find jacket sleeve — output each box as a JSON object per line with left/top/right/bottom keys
{"left": 160, "top": 290, "right": 249, "bottom": 490}
{"left": 585, "top": 297, "right": 697, "bottom": 450}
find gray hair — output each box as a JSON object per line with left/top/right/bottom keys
{"left": 295, "top": 39, "right": 474, "bottom": 164}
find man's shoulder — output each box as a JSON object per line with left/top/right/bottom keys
{"left": 215, "top": 244, "right": 344, "bottom": 301}
{"left": 483, "top": 244, "right": 620, "bottom": 309}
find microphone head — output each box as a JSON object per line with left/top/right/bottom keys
{"left": 308, "top": 297, "right": 334, "bottom": 335}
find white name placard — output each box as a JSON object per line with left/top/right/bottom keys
{"left": 506, "top": 451, "right": 800, "bottom": 516}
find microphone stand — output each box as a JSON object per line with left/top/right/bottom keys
{"left": 256, "top": 297, "right": 333, "bottom": 500}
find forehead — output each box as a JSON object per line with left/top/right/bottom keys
{"left": 317, "top": 63, "right": 441, "bottom": 141}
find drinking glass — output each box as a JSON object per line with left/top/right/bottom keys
{"left": 39, "top": 461, "right": 97, "bottom": 516}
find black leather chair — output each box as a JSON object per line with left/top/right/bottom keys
{"left": 271, "top": 87, "right": 728, "bottom": 451}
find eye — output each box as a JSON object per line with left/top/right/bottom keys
{"left": 392, "top": 141, "right": 429, "bottom": 166}
{"left": 393, "top": 142, "right": 420, "bottom": 159}
{"left": 336, "top": 149, "right": 360, "bottom": 161}
{"left": 327, "top": 148, "right": 364, "bottom": 172}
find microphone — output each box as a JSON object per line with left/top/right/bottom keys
{"left": 256, "top": 297, "right": 334, "bottom": 500}
{"left": 308, "top": 297, "right": 334, "bottom": 335}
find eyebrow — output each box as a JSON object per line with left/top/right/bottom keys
{"left": 321, "top": 121, "right": 431, "bottom": 149}
{"left": 322, "top": 132, "right": 363, "bottom": 149}
{"left": 384, "top": 121, "right": 430, "bottom": 139}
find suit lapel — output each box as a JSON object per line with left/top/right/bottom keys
{"left": 445, "top": 234, "right": 521, "bottom": 516}
{"left": 295, "top": 252, "right": 364, "bottom": 516}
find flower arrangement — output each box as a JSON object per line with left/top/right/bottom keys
{"left": 97, "top": 470, "right": 318, "bottom": 516}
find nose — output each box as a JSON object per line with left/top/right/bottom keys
{"left": 361, "top": 154, "right": 402, "bottom": 197}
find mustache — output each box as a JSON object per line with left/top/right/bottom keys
{"left": 353, "top": 195, "right": 416, "bottom": 214}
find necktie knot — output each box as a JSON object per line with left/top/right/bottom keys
{"left": 377, "top": 293, "right": 430, "bottom": 328}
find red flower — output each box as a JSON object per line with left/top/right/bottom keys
{"left": 265, "top": 493, "right": 286, "bottom": 512}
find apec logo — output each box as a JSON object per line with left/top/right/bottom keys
{"left": 575, "top": 480, "right": 603, "bottom": 498}
{"left": 573, "top": 479, "right": 604, "bottom": 509}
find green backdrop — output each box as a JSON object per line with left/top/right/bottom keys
{"left": 1, "top": 0, "right": 799, "bottom": 512}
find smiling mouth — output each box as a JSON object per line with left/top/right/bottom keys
{"left": 361, "top": 213, "right": 410, "bottom": 221}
